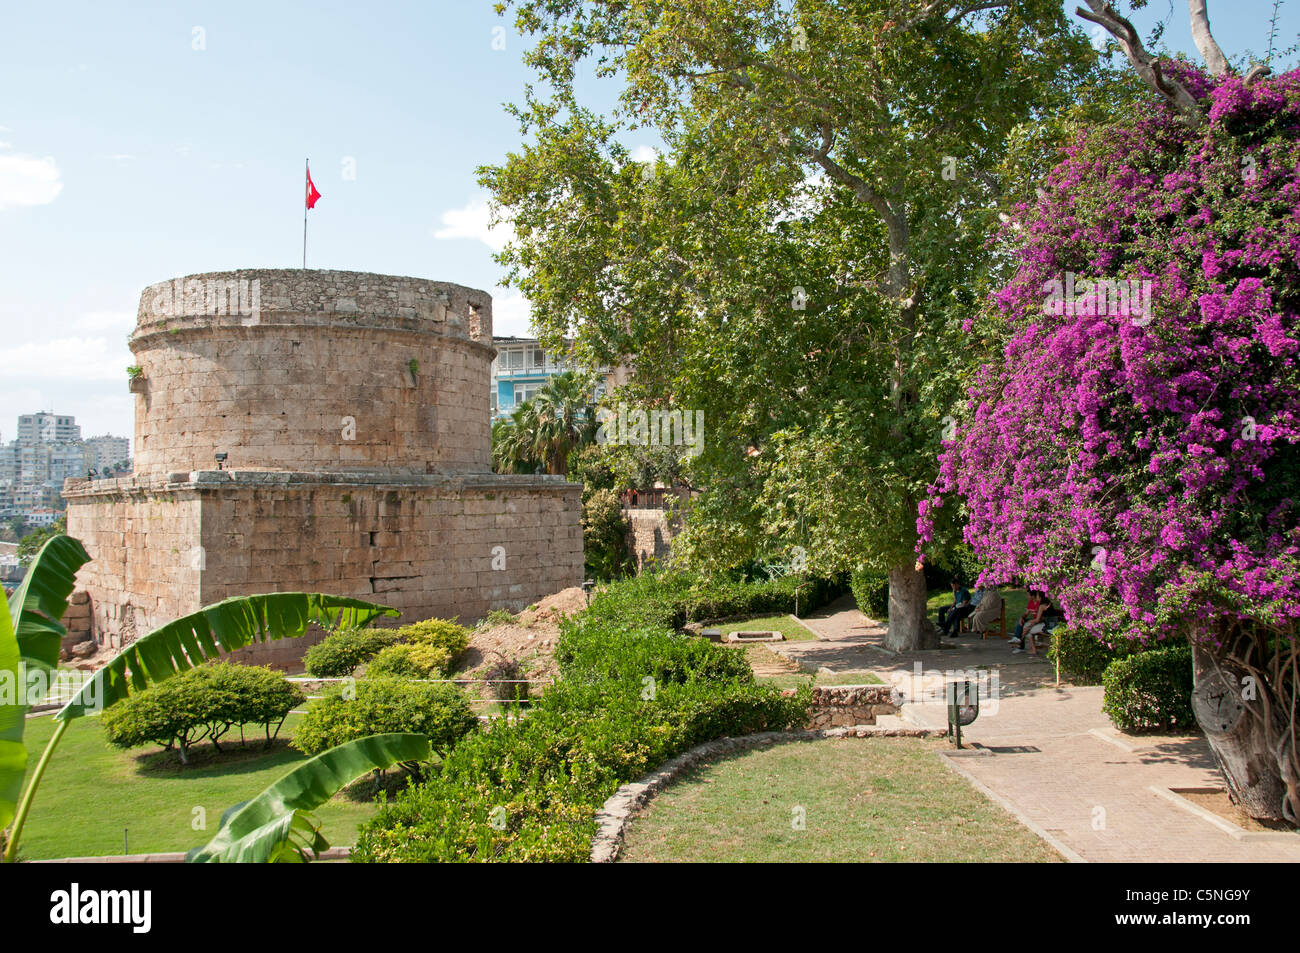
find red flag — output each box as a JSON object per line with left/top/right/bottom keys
{"left": 305, "top": 165, "right": 321, "bottom": 209}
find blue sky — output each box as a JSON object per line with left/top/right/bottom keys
{"left": 0, "top": 0, "right": 1291, "bottom": 443}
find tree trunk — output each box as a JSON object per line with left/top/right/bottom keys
{"left": 1191, "top": 641, "right": 1289, "bottom": 821}
{"left": 885, "top": 562, "right": 937, "bottom": 652}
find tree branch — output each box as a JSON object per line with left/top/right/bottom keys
{"left": 1076, "top": 2, "right": 1205, "bottom": 124}
{"left": 1187, "top": 0, "right": 1231, "bottom": 77}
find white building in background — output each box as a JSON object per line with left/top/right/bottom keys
{"left": 17, "top": 412, "right": 81, "bottom": 446}
{"left": 0, "top": 413, "right": 130, "bottom": 525}
{"left": 85, "top": 434, "right": 131, "bottom": 473}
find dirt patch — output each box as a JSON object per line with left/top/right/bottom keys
{"left": 515, "top": 586, "right": 587, "bottom": 627}
{"left": 459, "top": 623, "right": 561, "bottom": 682}
{"left": 452, "top": 587, "right": 589, "bottom": 698}
{"left": 1176, "top": 789, "right": 1297, "bottom": 833}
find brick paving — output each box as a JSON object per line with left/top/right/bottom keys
{"left": 780, "top": 596, "right": 1300, "bottom": 863}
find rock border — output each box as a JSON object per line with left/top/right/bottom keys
{"left": 589, "top": 724, "right": 941, "bottom": 863}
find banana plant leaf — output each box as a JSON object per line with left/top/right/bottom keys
{"left": 1, "top": 536, "right": 90, "bottom": 833}
{"left": 7, "top": 535, "right": 90, "bottom": 682}
{"left": 187, "top": 732, "right": 434, "bottom": 863}
{"left": 56, "top": 593, "right": 399, "bottom": 721}
{"left": 0, "top": 593, "right": 23, "bottom": 833}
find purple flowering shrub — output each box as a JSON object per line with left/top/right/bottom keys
{"left": 920, "top": 67, "right": 1300, "bottom": 652}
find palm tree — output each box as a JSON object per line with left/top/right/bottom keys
{"left": 493, "top": 371, "right": 598, "bottom": 476}
{"left": 492, "top": 405, "right": 541, "bottom": 474}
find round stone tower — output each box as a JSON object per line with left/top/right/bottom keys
{"left": 129, "top": 269, "right": 495, "bottom": 481}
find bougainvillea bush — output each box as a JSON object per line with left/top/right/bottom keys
{"left": 920, "top": 65, "right": 1300, "bottom": 819}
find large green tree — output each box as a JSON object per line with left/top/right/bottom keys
{"left": 485, "top": 0, "right": 1095, "bottom": 648}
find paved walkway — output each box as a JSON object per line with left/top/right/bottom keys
{"left": 777, "top": 596, "right": 1300, "bottom": 863}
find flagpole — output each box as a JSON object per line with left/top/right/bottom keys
{"left": 302, "top": 158, "right": 309, "bottom": 269}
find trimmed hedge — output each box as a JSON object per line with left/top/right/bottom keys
{"left": 850, "top": 569, "right": 890, "bottom": 619}
{"left": 583, "top": 569, "right": 845, "bottom": 631}
{"left": 351, "top": 598, "right": 810, "bottom": 862}
{"left": 1047, "top": 626, "right": 1185, "bottom": 686}
{"left": 303, "top": 627, "right": 400, "bottom": 677}
{"left": 292, "top": 678, "right": 478, "bottom": 758}
{"left": 1101, "top": 646, "right": 1195, "bottom": 732}
{"left": 367, "top": 642, "right": 455, "bottom": 679}
{"left": 102, "top": 663, "right": 303, "bottom": 763}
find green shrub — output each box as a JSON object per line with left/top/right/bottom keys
{"left": 351, "top": 677, "right": 808, "bottom": 863}
{"left": 303, "top": 627, "right": 400, "bottom": 677}
{"left": 850, "top": 568, "right": 890, "bottom": 619}
{"left": 583, "top": 486, "right": 633, "bottom": 580}
{"left": 1102, "top": 646, "right": 1195, "bottom": 732}
{"left": 351, "top": 599, "right": 810, "bottom": 863}
{"left": 366, "top": 642, "right": 454, "bottom": 679}
{"left": 292, "top": 678, "right": 478, "bottom": 759}
{"left": 396, "top": 618, "right": 470, "bottom": 656}
{"left": 555, "top": 614, "right": 752, "bottom": 686}
{"left": 102, "top": 663, "right": 304, "bottom": 763}
{"left": 582, "top": 569, "right": 845, "bottom": 631}
{"left": 1048, "top": 626, "right": 1183, "bottom": 686}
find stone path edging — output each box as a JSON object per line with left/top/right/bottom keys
{"left": 589, "top": 725, "right": 940, "bottom": 863}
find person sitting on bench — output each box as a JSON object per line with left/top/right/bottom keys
{"left": 1012, "top": 590, "right": 1055, "bottom": 654}
{"left": 968, "top": 586, "right": 1004, "bottom": 636}
{"left": 938, "top": 579, "right": 975, "bottom": 638}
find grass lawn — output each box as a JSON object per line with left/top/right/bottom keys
{"left": 16, "top": 712, "right": 381, "bottom": 860}
{"left": 619, "top": 737, "right": 1063, "bottom": 863}
{"left": 715, "top": 614, "right": 818, "bottom": 642}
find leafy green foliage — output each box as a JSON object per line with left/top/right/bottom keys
{"left": 485, "top": 0, "right": 1098, "bottom": 647}
{"left": 187, "top": 733, "right": 433, "bottom": 863}
{"left": 395, "top": 618, "right": 470, "bottom": 656}
{"left": 1046, "top": 625, "right": 1181, "bottom": 686}
{"left": 15, "top": 518, "right": 69, "bottom": 568}
{"left": 583, "top": 569, "right": 845, "bottom": 631}
{"left": 1, "top": 535, "right": 89, "bottom": 837}
{"left": 351, "top": 581, "right": 810, "bottom": 862}
{"left": 493, "top": 371, "right": 599, "bottom": 475}
{"left": 366, "top": 642, "right": 453, "bottom": 679}
{"left": 850, "top": 568, "right": 890, "bottom": 619}
{"left": 1102, "top": 646, "right": 1195, "bottom": 732}
{"left": 302, "top": 627, "right": 400, "bottom": 677}
{"left": 292, "top": 679, "right": 478, "bottom": 760}
{"left": 582, "top": 487, "right": 632, "bottom": 580}
{"left": 56, "top": 592, "right": 398, "bottom": 721}
{"left": 477, "top": 608, "right": 518, "bottom": 629}
{"left": 101, "top": 663, "right": 304, "bottom": 762}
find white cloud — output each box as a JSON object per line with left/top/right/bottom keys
{"left": 100, "top": 153, "right": 133, "bottom": 162}
{"left": 0, "top": 336, "right": 132, "bottom": 382}
{"left": 0, "top": 153, "right": 62, "bottom": 210}
{"left": 492, "top": 289, "right": 534, "bottom": 337}
{"left": 0, "top": 142, "right": 11, "bottom": 151}
{"left": 433, "top": 195, "right": 510, "bottom": 253}
{"left": 630, "top": 144, "right": 658, "bottom": 164}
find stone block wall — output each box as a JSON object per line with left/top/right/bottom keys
{"left": 65, "top": 480, "right": 205, "bottom": 648}
{"left": 130, "top": 271, "right": 495, "bottom": 481}
{"left": 806, "top": 685, "right": 900, "bottom": 729}
{"left": 625, "top": 507, "right": 684, "bottom": 571}
{"left": 65, "top": 472, "right": 583, "bottom": 667}
{"left": 65, "top": 269, "right": 584, "bottom": 670}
